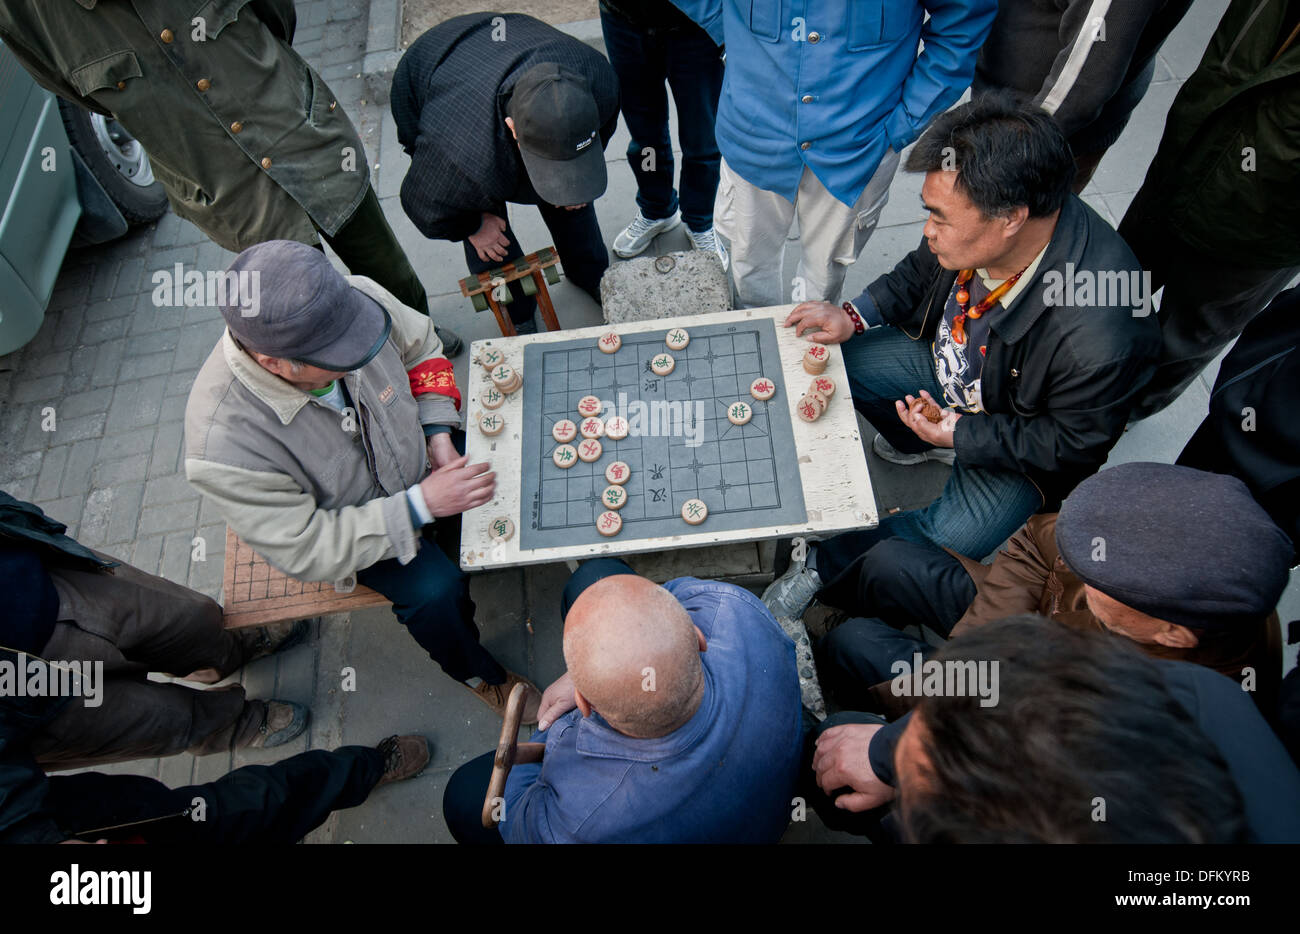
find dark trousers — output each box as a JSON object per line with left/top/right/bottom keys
{"left": 318, "top": 183, "right": 431, "bottom": 315}
{"left": 461, "top": 204, "right": 608, "bottom": 325}
{"left": 798, "top": 710, "right": 898, "bottom": 842}
{"left": 49, "top": 745, "right": 384, "bottom": 843}
{"left": 31, "top": 557, "right": 262, "bottom": 770}
{"left": 442, "top": 557, "right": 637, "bottom": 843}
{"left": 599, "top": 8, "right": 723, "bottom": 233}
{"left": 1119, "top": 199, "right": 1300, "bottom": 418}
{"left": 357, "top": 521, "right": 506, "bottom": 684}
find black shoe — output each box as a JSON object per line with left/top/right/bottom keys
{"left": 435, "top": 325, "right": 464, "bottom": 357}
{"left": 240, "top": 618, "right": 312, "bottom": 665}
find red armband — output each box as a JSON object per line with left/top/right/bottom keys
{"left": 407, "top": 357, "right": 461, "bottom": 411}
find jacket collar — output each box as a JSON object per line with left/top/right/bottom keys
{"left": 574, "top": 667, "right": 716, "bottom": 763}
{"left": 989, "top": 195, "right": 1089, "bottom": 345}
{"left": 221, "top": 330, "right": 316, "bottom": 427}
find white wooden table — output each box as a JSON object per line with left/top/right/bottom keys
{"left": 459, "top": 305, "right": 877, "bottom": 571}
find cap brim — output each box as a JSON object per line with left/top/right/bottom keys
{"left": 297, "top": 291, "right": 392, "bottom": 372}
{"left": 520, "top": 141, "right": 607, "bottom": 207}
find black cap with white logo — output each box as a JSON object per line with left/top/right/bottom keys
{"left": 507, "top": 63, "right": 607, "bottom": 207}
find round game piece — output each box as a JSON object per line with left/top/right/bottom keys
{"left": 479, "top": 348, "right": 504, "bottom": 372}
{"left": 491, "top": 364, "right": 518, "bottom": 389}
{"left": 478, "top": 412, "right": 505, "bottom": 436}
{"left": 601, "top": 485, "right": 628, "bottom": 511}
{"left": 553, "top": 444, "right": 578, "bottom": 469}
{"left": 795, "top": 394, "right": 822, "bottom": 423}
{"left": 605, "top": 461, "right": 631, "bottom": 485}
{"left": 750, "top": 377, "right": 777, "bottom": 401}
{"left": 681, "top": 498, "right": 708, "bottom": 525}
{"left": 665, "top": 328, "right": 690, "bottom": 351}
{"left": 810, "top": 375, "right": 836, "bottom": 398}
{"left": 577, "top": 439, "right": 603, "bottom": 463}
{"left": 552, "top": 419, "right": 577, "bottom": 443}
{"left": 577, "top": 395, "right": 603, "bottom": 418}
{"left": 597, "top": 332, "right": 622, "bottom": 354}
{"left": 596, "top": 510, "right": 623, "bottom": 537}
{"left": 604, "top": 416, "right": 629, "bottom": 440}
{"left": 579, "top": 417, "right": 604, "bottom": 439}
{"left": 481, "top": 387, "right": 505, "bottom": 410}
{"left": 802, "top": 344, "right": 829, "bottom": 375}
{"left": 650, "top": 353, "right": 675, "bottom": 376}
{"left": 807, "top": 390, "right": 830, "bottom": 413}
{"left": 726, "top": 401, "right": 753, "bottom": 426}
{"left": 488, "top": 516, "right": 515, "bottom": 543}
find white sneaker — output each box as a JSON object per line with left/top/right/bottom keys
{"left": 872, "top": 433, "right": 957, "bottom": 466}
{"left": 613, "top": 210, "right": 680, "bottom": 258}
{"left": 686, "top": 225, "right": 730, "bottom": 272}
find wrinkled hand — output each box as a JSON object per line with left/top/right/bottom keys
{"left": 536, "top": 671, "right": 577, "bottom": 731}
{"left": 813, "top": 723, "right": 896, "bottom": 813}
{"left": 417, "top": 455, "right": 495, "bottom": 517}
{"left": 895, "top": 390, "right": 959, "bottom": 448}
{"left": 470, "top": 212, "right": 511, "bottom": 263}
{"left": 426, "top": 431, "right": 459, "bottom": 469}
{"left": 784, "top": 301, "right": 856, "bottom": 344}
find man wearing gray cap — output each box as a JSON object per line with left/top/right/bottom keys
{"left": 184, "top": 241, "right": 541, "bottom": 722}
{"left": 813, "top": 462, "right": 1293, "bottom": 718}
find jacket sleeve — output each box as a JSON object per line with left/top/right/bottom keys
{"left": 883, "top": 0, "right": 998, "bottom": 152}
{"left": 185, "top": 459, "right": 419, "bottom": 581}
{"left": 668, "top": 0, "right": 725, "bottom": 46}
{"left": 1031, "top": 0, "right": 1167, "bottom": 139}
{"left": 868, "top": 712, "right": 910, "bottom": 787}
{"left": 249, "top": 0, "right": 297, "bottom": 44}
{"left": 950, "top": 518, "right": 1055, "bottom": 636}
{"left": 852, "top": 235, "right": 942, "bottom": 332}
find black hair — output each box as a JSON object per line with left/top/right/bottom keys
{"left": 898, "top": 616, "right": 1248, "bottom": 843}
{"left": 905, "top": 93, "right": 1076, "bottom": 218}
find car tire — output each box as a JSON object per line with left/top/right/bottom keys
{"left": 57, "top": 99, "right": 168, "bottom": 224}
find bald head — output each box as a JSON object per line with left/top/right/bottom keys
{"left": 563, "top": 575, "right": 705, "bottom": 739}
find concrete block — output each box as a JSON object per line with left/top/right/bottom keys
{"left": 599, "top": 250, "right": 732, "bottom": 324}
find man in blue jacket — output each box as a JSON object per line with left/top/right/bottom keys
{"left": 670, "top": 0, "right": 996, "bottom": 309}
{"left": 443, "top": 559, "right": 804, "bottom": 843}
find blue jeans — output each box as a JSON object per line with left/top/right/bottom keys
{"left": 815, "top": 327, "right": 1042, "bottom": 582}
{"left": 599, "top": 8, "right": 723, "bottom": 233}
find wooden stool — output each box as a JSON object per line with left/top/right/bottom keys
{"left": 459, "top": 246, "right": 563, "bottom": 337}
{"left": 220, "top": 527, "right": 389, "bottom": 629}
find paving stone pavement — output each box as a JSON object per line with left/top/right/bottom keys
{"left": 0, "top": 0, "right": 1295, "bottom": 845}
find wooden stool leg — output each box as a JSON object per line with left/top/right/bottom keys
{"left": 487, "top": 293, "right": 516, "bottom": 337}
{"left": 534, "top": 272, "right": 562, "bottom": 332}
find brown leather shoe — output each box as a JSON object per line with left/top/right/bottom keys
{"left": 469, "top": 671, "right": 541, "bottom": 724}
{"left": 375, "top": 735, "right": 432, "bottom": 786}
{"left": 247, "top": 700, "right": 310, "bottom": 748}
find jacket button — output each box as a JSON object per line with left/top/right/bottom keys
{"left": 160, "top": 28, "right": 174, "bottom": 43}
{"left": 329, "top": 100, "right": 337, "bottom": 112}
{"left": 800, "top": 94, "right": 813, "bottom": 103}
{"left": 196, "top": 77, "right": 211, "bottom": 92}
{"left": 1011, "top": 368, "right": 1020, "bottom": 378}
{"left": 807, "top": 31, "right": 821, "bottom": 43}
{"left": 116, "top": 81, "right": 126, "bottom": 90}
{"left": 261, "top": 156, "right": 272, "bottom": 169}
{"left": 800, "top": 141, "right": 811, "bottom": 151}
{"left": 230, "top": 121, "right": 243, "bottom": 133}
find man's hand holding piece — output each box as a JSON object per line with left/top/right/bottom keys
{"left": 418, "top": 455, "right": 496, "bottom": 517}
{"left": 813, "top": 722, "right": 896, "bottom": 813}
{"left": 896, "top": 390, "right": 960, "bottom": 448}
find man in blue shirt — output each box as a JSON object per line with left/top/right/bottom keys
{"left": 670, "top": 0, "right": 996, "bottom": 309}
{"left": 442, "top": 559, "right": 805, "bottom": 843}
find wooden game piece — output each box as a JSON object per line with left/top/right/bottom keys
{"left": 750, "top": 377, "right": 776, "bottom": 401}
{"left": 681, "top": 498, "right": 708, "bottom": 525}
{"left": 604, "top": 416, "right": 629, "bottom": 440}
{"left": 605, "top": 461, "right": 631, "bottom": 485}
{"left": 552, "top": 419, "right": 577, "bottom": 443}
{"left": 808, "top": 390, "right": 829, "bottom": 413}
{"left": 665, "top": 328, "right": 690, "bottom": 351}
{"left": 480, "top": 348, "right": 504, "bottom": 372}
{"left": 577, "top": 439, "right": 603, "bottom": 462}
{"left": 491, "top": 364, "right": 518, "bottom": 389}
{"left": 810, "top": 375, "right": 835, "bottom": 398}
{"left": 499, "top": 370, "right": 522, "bottom": 394}
{"left": 911, "top": 397, "right": 945, "bottom": 424}
{"left": 577, "top": 395, "right": 603, "bottom": 418}
{"left": 598, "top": 332, "right": 622, "bottom": 354}
{"left": 579, "top": 417, "right": 604, "bottom": 439}
{"left": 488, "top": 516, "right": 515, "bottom": 542}
{"left": 597, "top": 510, "right": 623, "bottom": 537}
{"left": 795, "top": 394, "right": 822, "bottom": 422}
{"left": 601, "top": 485, "right": 628, "bottom": 511}
{"left": 651, "top": 353, "right": 675, "bottom": 376}
{"left": 553, "top": 444, "right": 578, "bottom": 469}
{"left": 726, "top": 401, "right": 753, "bottom": 425}
{"left": 802, "top": 344, "right": 829, "bottom": 375}
{"left": 478, "top": 412, "right": 505, "bottom": 436}
{"left": 481, "top": 387, "right": 505, "bottom": 410}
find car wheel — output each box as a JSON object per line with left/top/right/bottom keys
{"left": 57, "top": 99, "right": 168, "bottom": 224}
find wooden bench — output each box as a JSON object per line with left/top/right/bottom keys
{"left": 220, "top": 527, "right": 389, "bottom": 629}
{"left": 458, "top": 246, "right": 563, "bottom": 337}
